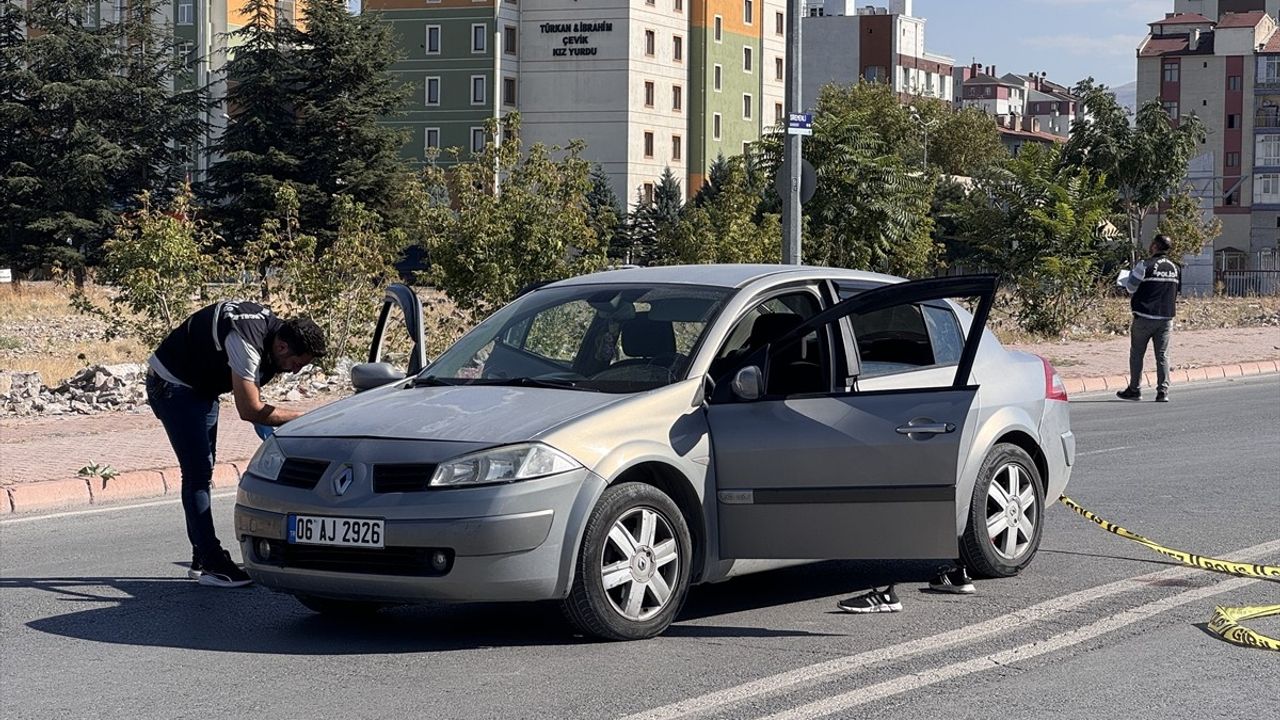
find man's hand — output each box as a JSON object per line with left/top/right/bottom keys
{"left": 231, "top": 371, "right": 304, "bottom": 426}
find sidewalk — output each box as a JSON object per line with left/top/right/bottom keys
{"left": 2, "top": 326, "right": 1277, "bottom": 514}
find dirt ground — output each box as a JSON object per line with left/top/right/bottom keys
{"left": 1008, "top": 325, "right": 1280, "bottom": 378}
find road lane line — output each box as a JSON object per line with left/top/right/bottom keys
{"left": 0, "top": 491, "right": 237, "bottom": 525}
{"left": 621, "top": 538, "right": 1280, "bottom": 720}
{"left": 761, "top": 574, "right": 1261, "bottom": 720}
{"left": 1077, "top": 446, "right": 1133, "bottom": 456}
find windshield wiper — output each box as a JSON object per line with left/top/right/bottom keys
{"left": 410, "top": 375, "right": 458, "bottom": 387}
{"left": 466, "top": 377, "right": 602, "bottom": 392}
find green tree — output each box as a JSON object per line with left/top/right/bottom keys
{"left": 928, "top": 106, "right": 1007, "bottom": 177}
{"left": 1062, "top": 93, "right": 1206, "bottom": 258}
{"left": 415, "top": 117, "right": 609, "bottom": 318}
{"left": 586, "top": 165, "right": 625, "bottom": 261}
{"left": 627, "top": 167, "right": 684, "bottom": 265}
{"left": 955, "top": 143, "right": 1122, "bottom": 335}
{"left": 1156, "top": 191, "right": 1222, "bottom": 262}
{"left": 656, "top": 157, "right": 780, "bottom": 265}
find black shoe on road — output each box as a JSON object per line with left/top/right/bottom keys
{"left": 1116, "top": 387, "right": 1141, "bottom": 401}
{"left": 198, "top": 550, "right": 253, "bottom": 588}
{"left": 838, "top": 586, "right": 902, "bottom": 613}
{"left": 1156, "top": 391, "right": 1169, "bottom": 403}
{"left": 928, "top": 567, "right": 976, "bottom": 594}
{"left": 187, "top": 549, "right": 202, "bottom": 580}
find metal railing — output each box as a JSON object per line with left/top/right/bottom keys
{"left": 1256, "top": 112, "right": 1280, "bottom": 129}
{"left": 1216, "top": 270, "right": 1280, "bottom": 296}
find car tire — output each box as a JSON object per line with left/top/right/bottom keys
{"left": 562, "top": 482, "right": 692, "bottom": 641}
{"left": 295, "top": 594, "right": 387, "bottom": 616}
{"left": 960, "top": 443, "right": 1045, "bottom": 579}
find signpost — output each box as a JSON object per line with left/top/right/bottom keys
{"left": 782, "top": 0, "right": 804, "bottom": 265}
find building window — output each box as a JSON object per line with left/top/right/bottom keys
{"left": 1162, "top": 101, "right": 1179, "bottom": 119}
{"left": 1227, "top": 151, "right": 1241, "bottom": 167}
{"left": 471, "top": 127, "right": 486, "bottom": 154}
{"left": 1163, "top": 61, "right": 1179, "bottom": 83}
{"left": 674, "top": 35, "right": 683, "bottom": 62}
{"left": 714, "top": 16, "right": 723, "bottom": 42}
{"left": 743, "top": 47, "right": 753, "bottom": 73}
{"left": 1228, "top": 113, "right": 1240, "bottom": 128}
{"left": 472, "top": 24, "right": 487, "bottom": 53}
{"left": 471, "top": 75, "right": 486, "bottom": 105}
{"left": 1258, "top": 136, "right": 1280, "bottom": 165}
{"left": 673, "top": 84, "right": 683, "bottom": 111}
{"left": 642, "top": 183, "right": 655, "bottom": 204}
{"left": 646, "top": 0, "right": 654, "bottom": 4}
{"left": 775, "top": 57, "right": 784, "bottom": 81}
{"left": 426, "top": 25, "right": 442, "bottom": 54}
{"left": 1228, "top": 75, "right": 1242, "bottom": 91}
{"left": 776, "top": 11, "right": 784, "bottom": 35}
{"left": 645, "top": 30, "right": 656, "bottom": 56}
{"left": 644, "top": 81, "right": 655, "bottom": 107}
{"left": 1225, "top": 191, "right": 1238, "bottom": 206}
{"left": 177, "top": 0, "right": 193, "bottom": 25}
{"left": 775, "top": 102, "right": 784, "bottom": 122}
{"left": 504, "top": 26, "right": 517, "bottom": 55}
{"left": 743, "top": 93, "right": 753, "bottom": 120}
{"left": 675, "top": 0, "right": 683, "bottom": 11}
{"left": 644, "top": 131, "right": 654, "bottom": 158}
{"left": 744, "top": 0, "right": 753, "bottom": 24}
{"left": 864, "top": 65, "right": 886, "bottom": 82}
{"left": 714, "top": 64, "right": 722, "bottom": 91}
{"left": 425, "top": 77, "right": 441, "bottom": 106}
{"left": 503, "top": 76, "right": 517, "bottom": 106}
{"left": 713, "top": 112, "right": 722, "bottom": 140}
{"left": 425, "top": 127, "right": 441, "bottom": 150}
{"left": 672, "top": 135, "right": 682, "bottom": 161}
{"left": 1258, "top": 174, "right": 1280, "bottom": 203}
{"left": 1261, "top": 56, "right": 1280, "bottom": 84}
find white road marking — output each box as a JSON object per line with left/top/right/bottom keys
{"left": 1077, "top": 446, "right": 1133, "bottom": 456}
{"left": 621, "top": 538, "right": 1280, "bottom": 720}
{"left": 0, "top": 491, "right": 237, "bottom": 525}
{"left": 761, "top": 574, "right": 1259, "bottom": 720}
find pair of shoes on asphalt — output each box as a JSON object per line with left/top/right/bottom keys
{"left": 188, "top": 549, "right": 253, "bottom": 588}
{"left": 1117, "top": 387, "right": 1170, "bottom": 403}
{"left": 837, "top": 568, "right": 975, "bottom": 613}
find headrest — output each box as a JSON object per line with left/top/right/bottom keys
{"left": 748, "top": 313, "right": 806, "bottom": 348}
{"left": 621, "top": 317, "right": 676, "bottom": 357}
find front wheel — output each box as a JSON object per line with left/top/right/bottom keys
{"left": 960, "top": 444, "right": 1045, "bottom": 579}
{"left": 562, "top": 482, "right": 692, "bottom": 641}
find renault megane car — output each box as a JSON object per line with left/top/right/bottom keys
{"left": 234, "top": 265, "right": 1074, "bottom": 640}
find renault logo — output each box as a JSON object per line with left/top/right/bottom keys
{"left": 332, "top": 465, "right": 354, "bottom": 496}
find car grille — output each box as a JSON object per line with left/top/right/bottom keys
{"left": 275, "top": 458, "right": 330, "bottom": 489}
{"left": 372, "top": 463, "right": 438, "bottom": 493}
{"left": 252, "top": 539, "right": 453, "bottom": 577}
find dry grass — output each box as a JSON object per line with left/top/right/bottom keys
{"left": 990, "top": 293, "right": 1280, "bottom": 345}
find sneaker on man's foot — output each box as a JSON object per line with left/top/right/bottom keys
{"left": 187, "top": 549, "right": 202, "bottom": 580}
{"left": 197, "top": 550, "right": 253, "bottom": 588}
{"left": 928, "top": 567, "right": 976, "bottom": 594}
{"left": 837, "top": 586, "right": 902, "bottom": 613}
{"left": 1116, "top": 387, "right": 1141, "bottom": 401}
{"left": 1156, "top": 391, "right": 1169, "bottom": 403}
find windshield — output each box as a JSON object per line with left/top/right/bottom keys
{"left": 419, "top": 283, "right": 732, "bottom": 393}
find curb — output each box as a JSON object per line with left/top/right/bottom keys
{"left": 3, "top": 359, "right": 1279, "bottom": 516}
{"left": 4, "top": 461, "right": 246, "bottom": 515}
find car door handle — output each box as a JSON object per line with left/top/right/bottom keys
{"left": 896, "top": 422, "right": 955, "bottom": 435}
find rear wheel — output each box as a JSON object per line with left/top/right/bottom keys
{"left": 295, "top": 594, "right": 387, "bottom": 616}
{"left": 562, "top": 482, "right": 692, "bottom": 641}
{"left": 960, "top": 444, "right": 1045, "bottom": 579}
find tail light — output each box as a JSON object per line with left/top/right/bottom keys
{"left": 1040, "top": 355, "right": 1068, "bottom": 402}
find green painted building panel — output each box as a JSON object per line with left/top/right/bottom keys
{"left": 691, "top": 28, "right": 762, "bottom": 177}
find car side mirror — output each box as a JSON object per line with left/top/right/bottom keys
{"left": 731, "top": 366, "right": 764, "bottom": 402}
{"left": 351, "top": 362, "right": 407, "bottom": 392}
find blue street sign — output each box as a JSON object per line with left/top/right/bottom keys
{"left": 787, "top": 112, "right": 813, "bottom": 136}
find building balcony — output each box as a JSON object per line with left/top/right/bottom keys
{"left": 1256, "top": 79, "right": 1280, "bottom": 91}
{"left": 1256, "top": 112, "right": 1280, "bottom": 129}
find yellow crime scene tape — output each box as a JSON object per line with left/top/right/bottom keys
{"left": 1059, "top": 495, "right": 1280, "bottom": 652}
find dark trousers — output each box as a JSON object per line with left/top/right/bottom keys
{"left": 1129, "top": 315, "right": 1173, "bottom": 393}
{"left": 146, "top": 373, "right": 222, "bottom": 563}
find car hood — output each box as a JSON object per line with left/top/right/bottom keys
{"left": 278, "top": 384, "right": 629, "bottom": 444}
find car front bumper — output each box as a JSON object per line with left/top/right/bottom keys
{"left": 234, "top": 467, "right": 605, "bottom": 603}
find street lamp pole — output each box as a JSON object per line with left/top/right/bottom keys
{"left": 782, "top": 0, "right": 803, "bottom": 265}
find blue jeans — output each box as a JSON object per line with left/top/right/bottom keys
{"left": 146, "top": 373, "right": 223, "bottom": 563}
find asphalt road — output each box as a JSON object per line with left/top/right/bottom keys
{"left": 2, "top": 376, "right": 1278, "bottom": 720}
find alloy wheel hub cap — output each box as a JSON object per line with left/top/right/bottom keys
{"left": 631, "top": 547, "right": 656, "bottom": 582}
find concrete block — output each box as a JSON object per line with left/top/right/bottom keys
{"left": 8, "top": 478, "right": 92, "bottom": 513}
{"left": 88, "top": 470, "right": 167, "bottom": 505}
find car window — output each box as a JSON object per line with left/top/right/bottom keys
{"left": 711, "top": 290, "right": 828, "bottom": 396}
{"left": 921, "top": 304, "right": 964, "bottom": 366}
{"left": 849, "top": 303, "right": 934, "bottom": 378}
{"left": 523, "top": 300, "right": 595, "bottom": 364}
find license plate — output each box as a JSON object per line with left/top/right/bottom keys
{"left": 287, "top": 515, "right": 384, "bottom": 548}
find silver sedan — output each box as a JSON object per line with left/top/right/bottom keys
{"left": 234, "top": 265, "right": 1074, "bottom": 640}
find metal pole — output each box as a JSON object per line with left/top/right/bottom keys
{"left": 782, "top": 0, "right": 803, "bottom": 265}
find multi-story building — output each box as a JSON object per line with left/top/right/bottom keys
{"left": 959, "top": 65, "right": 1025, "bottom": 116}
{"left": 369, "top": 0, "right": 786, "bottom": 204}
{"left": 1137, "top": 8, "right": 1280, "bottom": 273}
{"left": 1011, "top": 73, "right": 1079, "bottom": 138}
{"left": 799, "top": 0, "right": 955, "bottom": 109}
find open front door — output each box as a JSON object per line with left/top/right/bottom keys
{"left": 351, "top": 284, "right": 427, "bottom": 392}
{"left": 706, "top": 275, "right": 998, "bottom": 560}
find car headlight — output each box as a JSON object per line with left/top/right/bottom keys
{"left": 246, "top": 436, "right": 287, "bottom": 482}
{"left": 431, "top": 443, "right": 581, "bottom": 488}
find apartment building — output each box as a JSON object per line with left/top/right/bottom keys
{"left": 799, "top": 0, "right": 955, "bottom": 109}
{"left": 368, "top": 0, "right": 787, "bottom": 204}
{"left": 1138, "top": 9, "right": 1280, "bottom": 270}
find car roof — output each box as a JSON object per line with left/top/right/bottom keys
{"left": 543, "top": 264, "right": 904, "bottom": 290}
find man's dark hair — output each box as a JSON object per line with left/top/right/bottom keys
{"left": 278, "top": 316, "right": 327, "bottom": 358}
{"left": 1152, "top": 235, "right": 1173, "bottom": 254}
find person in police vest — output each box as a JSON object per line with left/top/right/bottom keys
{"left": 146, "top": 300, "right": 327, "bottom": 587}
{"left": 1116, "top": 234, "right": 1181, "bottom": 403}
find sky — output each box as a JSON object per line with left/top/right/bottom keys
{"left": 912, "top": 0, "right": 1172, "bottom": 89}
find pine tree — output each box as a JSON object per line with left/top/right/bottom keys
{"left": 586, "top": 165, "right": 625, "bottom": 261}
{"left": 627, "top": 167, "right": 683, "bottom": 265}
{"left": 692, "top": 153, "right": 732, "bottom": 207}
